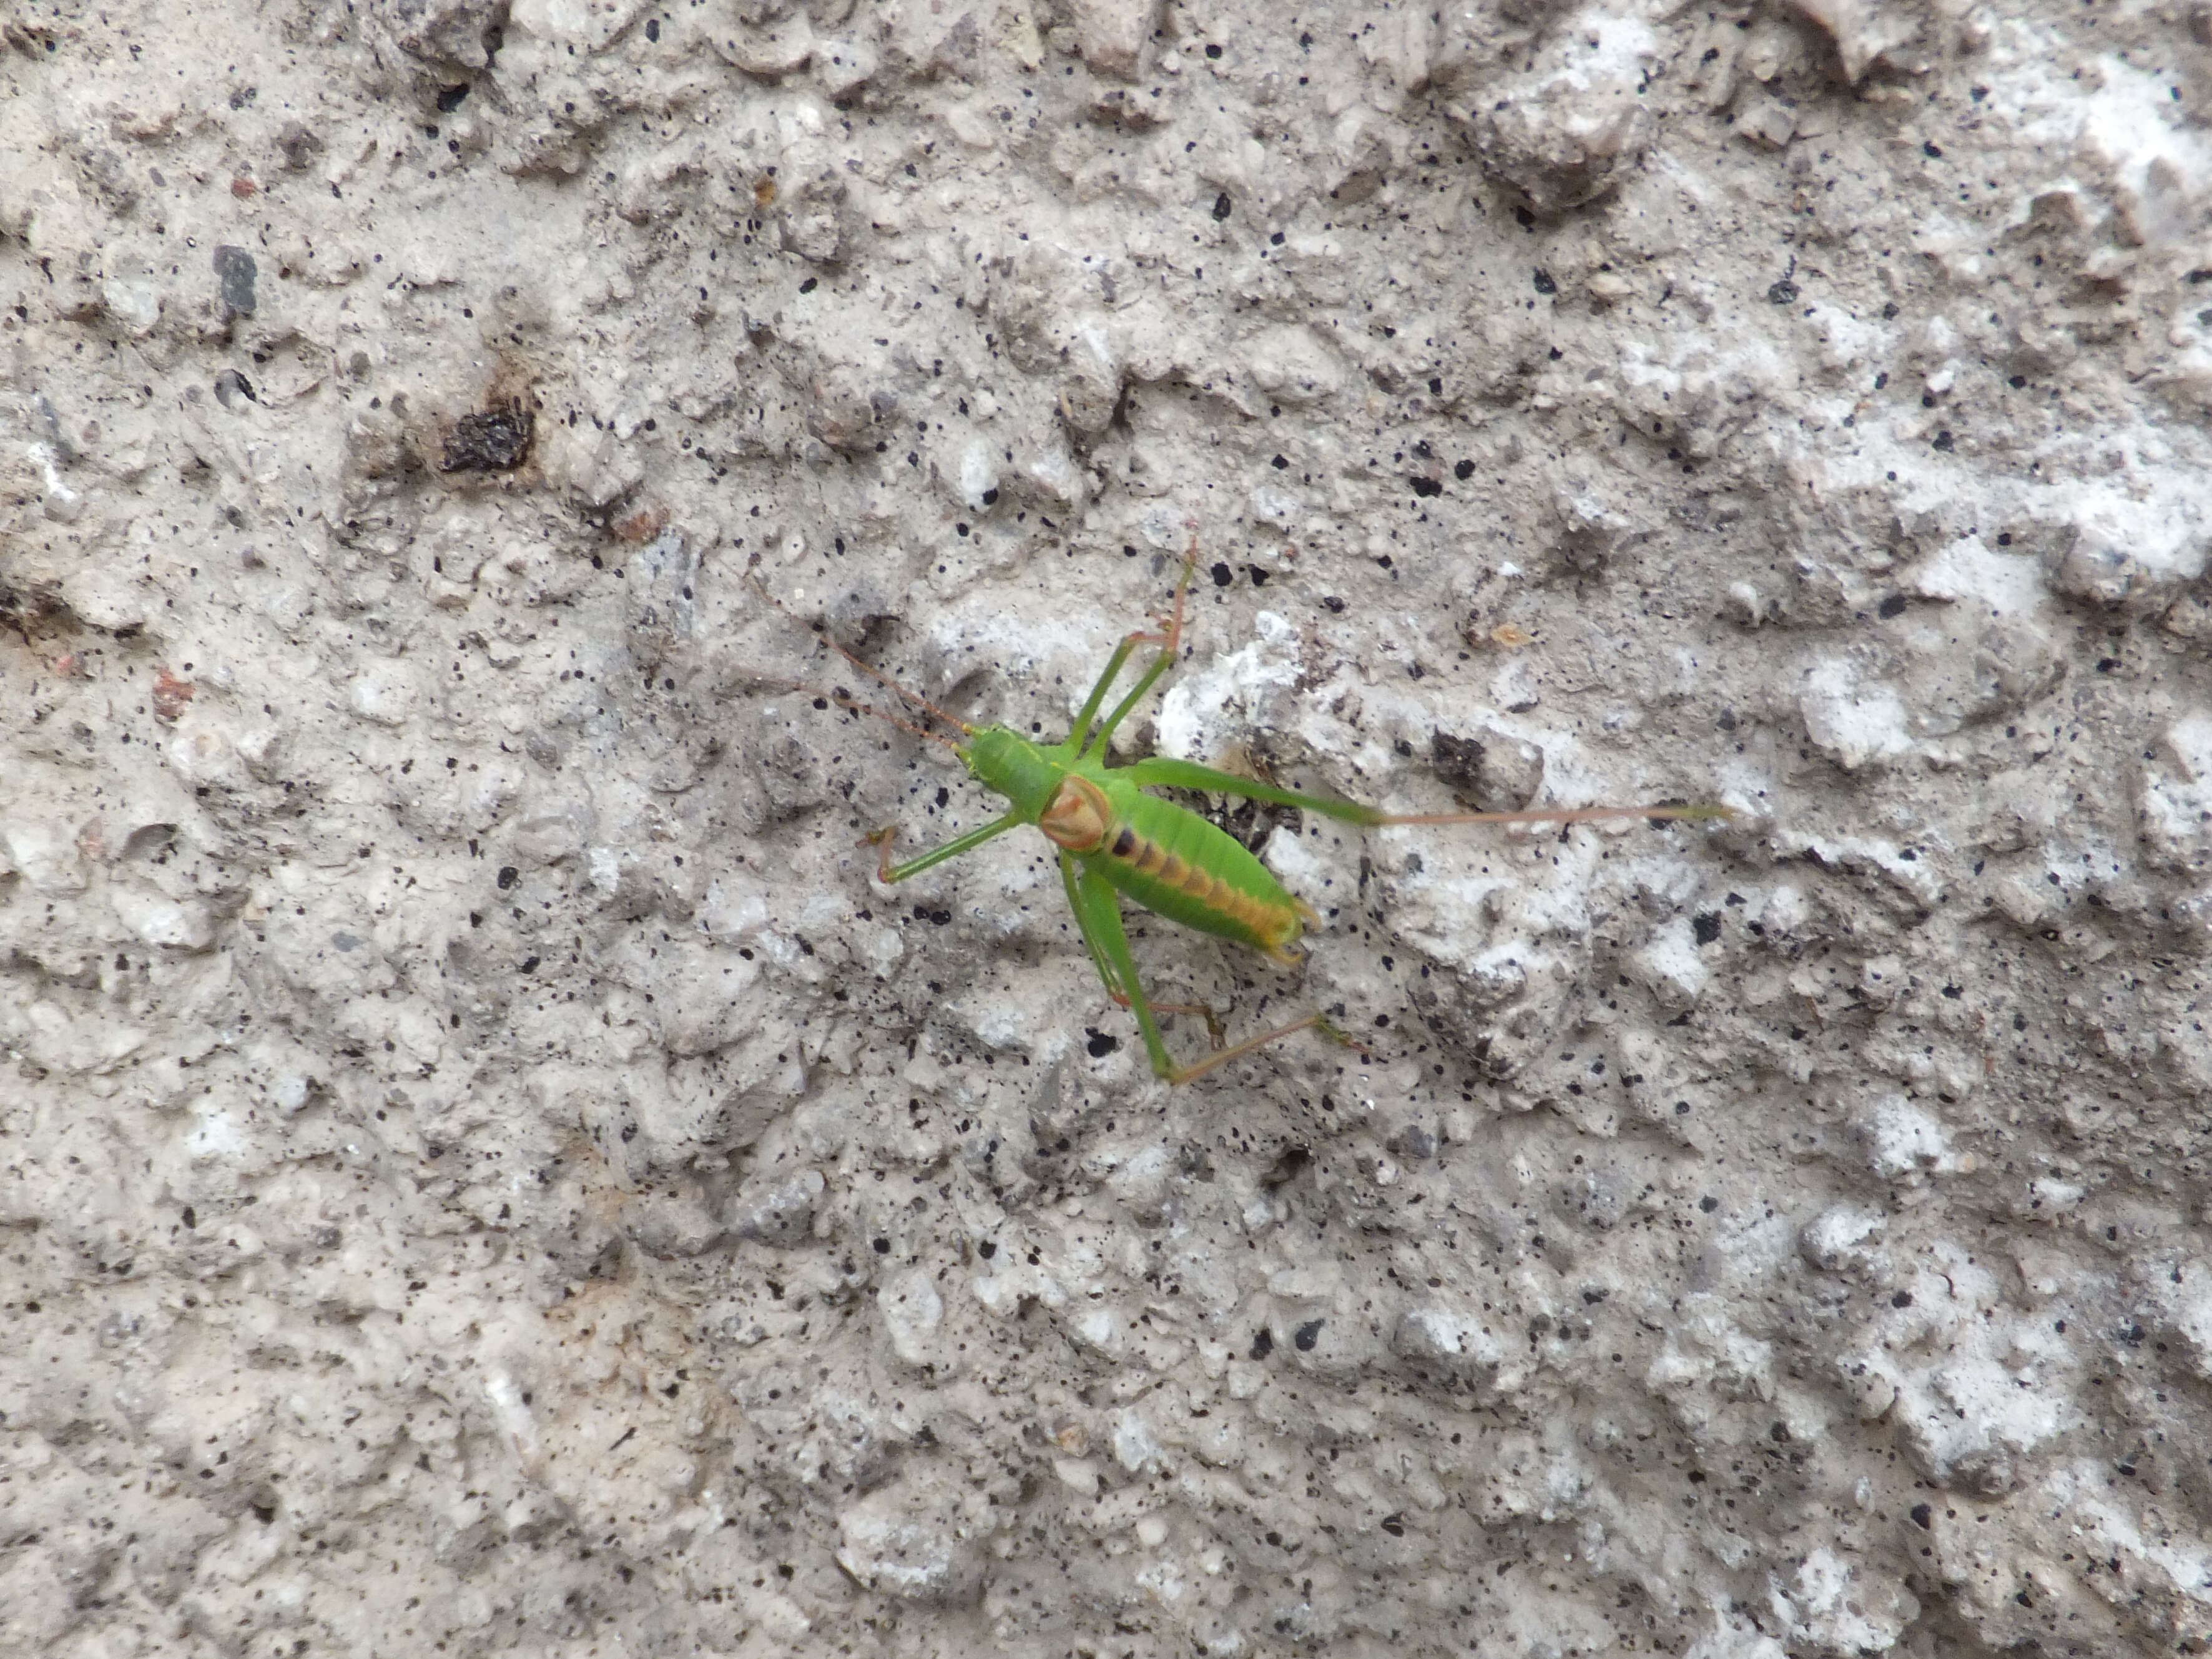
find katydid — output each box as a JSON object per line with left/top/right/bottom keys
{"left": 773, "top": 551, "right": 1729, "bottom": 1086}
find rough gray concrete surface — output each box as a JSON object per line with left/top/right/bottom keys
{"left": 6, "top": 0, "right": 2212, "bottom": 1653}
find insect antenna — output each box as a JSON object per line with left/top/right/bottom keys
{"left": 1374, "top": 802, "right": 1734, "bottom": 827}
{"left": 760, "top": 675, "right": 966, "bottom": 755}
{"left": 750, "top": 575, "right": 973, "bottom": 737}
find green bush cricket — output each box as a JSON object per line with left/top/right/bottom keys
{"left": 770, "top": 547, "right": 1730, "bottom": 1085}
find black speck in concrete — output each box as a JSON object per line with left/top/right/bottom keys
{"left": 214, "top": 245, "right": 257, "bottom": 315}
{"left": 214, "top": 369, "right": 256, "bottom": 409}
{"left": 441, "top": 398, "right": 535, "bottom": 472}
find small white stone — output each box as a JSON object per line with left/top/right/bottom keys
{"left": 1392, "top": 1306, "right": 1507, "bottom": 1384}
{"left": 1734, "top": 94, "right": 1796, "bottom": 150}
{"left": 1488, "top": 657, "right": 1540, "bottom": 712}
{"left": 166, "top": 723, "right": 248, "bottom": 790}
{"left": 865, "top": 927, "right": 904, "bottom": 977}
{"left": 59, "top": 564, "right": 142, "bottom": 629}
{"left": 31, "top": 442, "right": 83, "bottom": 521}
{"left": 814, "top": 36, "right": 879, "bottom": 97}
{"left": 1857, "top": 952, "right": 1906, "bottom": 1006}
{"left": 879, "top": 1268, "right": 944, "bottom": 1365}
{"left": 2159, "top": 713, "right": 2212, "bottom": 785}
{"left": 717, "top": 15, "right": 813, "bottom": 77}
{"left": 1111, "top": 1407, "right": 1159, "bottom": 1473}
{"left": 348, "top": 672, "right": 415, "bottom": 726}
{"left": 1854, "top": 1095, "right": 1954, "bottom": 1182}
{"left": 108, "top": 883, "right": 214, "bottom": 951}
{"left": 1787, "top": 0, "right": 1922, "bottom": 81}
{"left": 957, "top": 439, "right": 1000, "bottom": 509}
{"left": 1247, "top": 482, "right": 1304, "bottom": 526}
{"left": 507, "top": 0, "right": 641, "bottom": 51}
{"left": 1053, "top": 1457, "right": 1099, "bottom": 1495}
{"left": 1630, "top": 918, "right": 1709, "bottom": 1006}
{"left": 1799, "top": 1206, "right": 1885, "bottom": 1272}
{"left": 1242, "top": 325, "right": 1344, "bottom": 405}
{"left": 2, "top": 821, "right": 87, "bottom": 894}
{"left": 1798, "top": 657, "right": 1912, "bottom": 770}
{"left": 739, "top": 1585, "right": 812, "bottom": 1640}
{"left": 1470, "top": 7, "right": 1659, "bottom": 212}
{"left": 101, "top": 275, "right": 163, "bottom": 336}
{"left": 1071, "top": 1306, "right": 1123, "bottom": 1355}
{"left": 185, "top": 1100, "right": 248, "bottom": 1160}
{"left": 727, "top": 1169, "right": 824, "bottom": 1246}
{"left": 1063, "top": 0, "right": 1156, "bottom": 78}
{"left": 483, "top": 1369, "right": 541, "bottom": 1464}
{"left": 835, "top": 1486, "right": 979, "bottom": 1602}
{"left": 624, "top": 1187, "right": 725, "bottom": 1258}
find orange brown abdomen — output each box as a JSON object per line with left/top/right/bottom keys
{"left": 1040, "top": 774, "right": 1314, "bottom": 962}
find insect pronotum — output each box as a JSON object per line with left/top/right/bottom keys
{"left": 766, "top": 547, "right": 1731, "bottom": 1085}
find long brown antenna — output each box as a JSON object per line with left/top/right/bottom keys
{"left": 757, "top": 675, "right": 965, "bottom": 755}
{"left": 1374, "top": 803, "right": 1734, "bottom": 827}
{"left": 750, "top": 575, "right": 973, "bottom": 737}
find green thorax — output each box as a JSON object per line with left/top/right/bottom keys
{"left": 961, "top": 725, "right": 1078, "bottom": 821}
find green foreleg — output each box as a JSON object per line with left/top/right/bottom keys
{"left": 1079, "top": 549, "right": 1199, "bottom": 758}
{"left": 1059, "top": 849, "right": 1223, "bottom": 1035}
{"left": 1064, "top": 849, "right": 1359, "bottom": 1086}
{"left": 1064, "top": 852, "right": 1177, "bottom": 1079}
{"left": 1082, "top": 645, "right": 1177, "bottom": 761}
{"left": 871, "top": 812, "right": 1023, "bottom": 884}
{"left": 1063, "top": 633, "right": 1156, "bottom": 758}
{"left": 1058, "top": 849, "right": 1129, "bottom": 1002}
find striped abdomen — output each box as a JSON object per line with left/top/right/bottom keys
{"left": 1051, "top": 775, "right": 1313, "bottom": 962}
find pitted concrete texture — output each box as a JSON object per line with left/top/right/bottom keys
{"left": 6, "top": 0, "right": 2212, "bottom": 1654}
